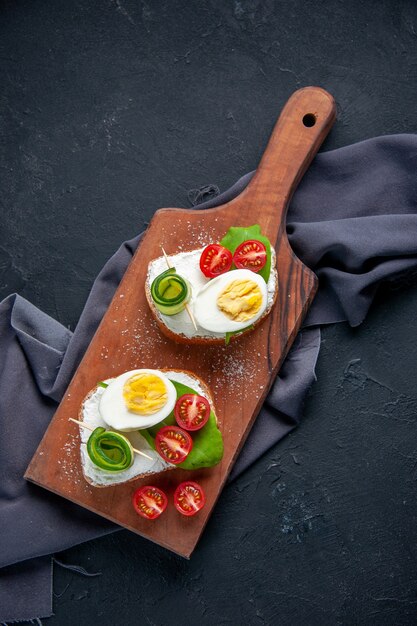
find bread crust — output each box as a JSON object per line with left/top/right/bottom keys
{"left": 145, "top": 253, "right": 279, "bottom": 345}
{"left": 78, "top": 369, "right": 217, "bottom": 487}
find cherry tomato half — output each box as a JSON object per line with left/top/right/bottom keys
{"left": 174, "top": 481, "right": 206, "bottom": 516}
{"left": 132, "top": 485, "right": 168, "bottom": 520}
{"left": 233, "top": 239, "right": 267, "bottom": 273}
{"left": 155, "top": 425, "right": 193, "bottom": 464}
{"left": 174, "top": 394, "right": 210, "bottom": 431}
{"left": 200, "top": 244, "right": 233, "bottom": 278}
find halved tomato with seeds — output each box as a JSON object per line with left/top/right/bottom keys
{"left": 200, "top": 244, "right": 233, "bottom": 278}
{"left": 174, "top": 394, "right": 210, "bottom": 431}
{"left": 174, "top": 481, "right": 206, "bottom": 516}
{"left": 233, "top": 239, "right": 267, "bottom": 273}
{"left": 132, "top": 485, "right": 167, "bottom": 520}
{"left": 155, "top": 425, "right": 193, "bottom": 464}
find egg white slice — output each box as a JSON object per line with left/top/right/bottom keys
{"left": 193, "top": 269, "right": 268, "bottom": 333}
{"left": 99, "top": 369, "right": 177, "bottom": 431}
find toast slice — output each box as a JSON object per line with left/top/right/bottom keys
{"left": 145, "top": 248, "right": 278, "bottom": 345}
{"left": 78, "top": 369, "right": 217, "bottom": 487}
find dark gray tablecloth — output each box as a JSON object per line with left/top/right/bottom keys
{"left": 1, "top": 134, "right": 417, "bottom": 622}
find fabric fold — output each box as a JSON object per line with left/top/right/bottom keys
{"left": 10, "top": 294, "right": 72, "bottom": 398}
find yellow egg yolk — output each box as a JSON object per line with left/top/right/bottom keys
{"left": 216, "top": 278, "right": 263, "bottom": 322}
{"left": 123, "top": 373, "right": 168, "bottom": 415}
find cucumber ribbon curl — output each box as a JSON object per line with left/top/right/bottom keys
{"left": 151, "top": 267, "right": 191, "bottom": 315}
{"left": 87, "top": 427, "right": 134, "bottom": 472}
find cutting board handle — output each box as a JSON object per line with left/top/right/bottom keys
{"left": 242, "top": 86, "right": 336, "bottom": 243}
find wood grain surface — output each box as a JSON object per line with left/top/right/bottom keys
{"left": 25, "top": 87, "right": 336, "bottom": 558}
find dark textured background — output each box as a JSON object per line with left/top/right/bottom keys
{"left": 2, "top": 1, "right": 417, "bottom": 624}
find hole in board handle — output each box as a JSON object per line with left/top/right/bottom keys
{"left": 302, "top": 113, "right": 316, "bottom": 127}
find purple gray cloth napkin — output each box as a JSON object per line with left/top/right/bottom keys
{"left": 2, "top": 134, "right": 417, "bottom": 622}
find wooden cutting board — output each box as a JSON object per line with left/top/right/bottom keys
{"left": 25, "top": 87, "right": 336, "bottom": 558}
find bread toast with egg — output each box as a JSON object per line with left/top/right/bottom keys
{"left": 145, "top": 248, "right": 278, "bottom": 345}
{"left": 78, "top": 369, "right": 218, "bottom": 487}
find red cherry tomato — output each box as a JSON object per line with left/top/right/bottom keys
{"left": 174, "top": 481, "right": 206, "bottom": 516}
{"left": 200, "top": 244, "right": 233, "bottom": 278}
{"left": 155, "top": 425, "right": 193, "bottom": 464}
{"left": 233, "top": 240, "right": 267, "bottom": 273}
{"left": 132, "top": 485, "right": 167, "bottom": 520}
{"left": 174, "top": 394, "right": 210, "bottom": 431}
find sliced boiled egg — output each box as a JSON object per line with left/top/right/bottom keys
{"left": 193, "top": 269, "right": 268, "bottom": 333}
{"left": 99, "top": 369, "right": 176, "bottom": 431}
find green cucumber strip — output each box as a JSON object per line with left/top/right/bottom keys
{"left": 87, "top": 427, "right": 134, "bottom": 472}
{"left": 154, "top": 300, "right": 187, "bottom": 316}
{"left": 151, "top": 268, "right": 190, "bottom": 315}
{"left": 159, "top": 275, "right": 183, "bottom": 300}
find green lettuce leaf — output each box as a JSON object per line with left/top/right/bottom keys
{"left": 220, "top": 224, "right": 271, "bottom": 283}
{"left": 141, "top": 379, "right": 224, "bottom": 470}
{"left": 225, "top": 324, "right": 255, "bottom": 346}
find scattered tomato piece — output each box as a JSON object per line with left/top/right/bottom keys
{"left": 200, "top": 244, "right": 233, "bottom": 278}
{"left": 132, "top": 485, "right": 168, "bottom": 520}
{"left": 174, "top": 394, "right": 210, "bottom": 431}
{"left": 174, "top": 481, "right": 206, "bottom": 516}
{"left": 233, "top": 239, "right": 267, "bottom": 273}
{"left": 155, "top": 425, "right": 193, "bottom": 464}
